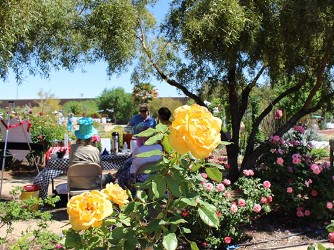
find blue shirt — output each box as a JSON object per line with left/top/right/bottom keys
{"left": 129, "top": 114, "right": 156, "bottom": 134}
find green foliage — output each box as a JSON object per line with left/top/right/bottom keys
{"left": 0, "top": 187, "right": 61, "bottom": 249}
{"left": 26, "top": 112, "right": 68, "bottom": 149}
{"left": 255, "top": 126, "right": 334, "bottom": 221}
{"left": 97, "top": 87, "right": 135, "bottom": 124}
{"left": 62, "top": 124, "right": 272, "bottom": 249}
{"left": 62, "top": 100, "right": 99, "bottom": 117}
{"left": 149, "top": 97, "right": 184, "bottom": 121}
{"left": 0, "top": 0, "right": 141, "bottom": 82}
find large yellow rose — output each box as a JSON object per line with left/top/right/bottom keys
{"left": 101, "top": 183, "right": 129, "bottom": 208}
{"left": 67, "top": 190, "right": 113, "bottom": 231}
{"left": 168, "top": 104, "right": 222, "bottom": 159}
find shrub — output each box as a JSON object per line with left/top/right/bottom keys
{"left": 255, "top": 126, "right": 334, "bottom": 221}
{"left": 60, "top": 104, "right": 273, "bottom": 250}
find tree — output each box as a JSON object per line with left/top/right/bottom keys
{"left": 133, "top": 0, "right": 334, "bottom": 181}
{"left": 3, "top": 0, "right": 334, "bottom": 183}
{"left": 132, "top": 82, "right": 159, "bottom": 105}
{"left": 97, "top": 87, "right": 135, "bottom": 124}
{"left": 33, "top": 89, "right": 61, "bottom": 114}
{"left": 62, "top": 99, "right": 98, "bottom": 117}
{"left": 0, "top": 0, "right": 143, "bottom": 82}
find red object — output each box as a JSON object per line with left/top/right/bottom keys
{"left": 23, "top": 184, "right": 39, "bottom": 192}
{"left": 45, "top": 146, "right": 70, "bottom": 162}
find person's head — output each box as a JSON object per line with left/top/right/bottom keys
{"left": 158, "top": 107, "right": 172, "bottom": 122}
{"left": 158, "top": 107, "right": 172, "bottom": 125}
{"left": 74, "top": 117, "right": 98, "bottom": 145}
{"left": 139, "top": 103, "right": 149, "bottom": 118}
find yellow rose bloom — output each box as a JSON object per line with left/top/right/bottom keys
{"left": 67, "top": 190, "right": 113, "bottom": 231}
{"left": 102, "top": 183, "right": 129, "bottom": 208}
{"left": 168, "top": 104, "right": 222, "bottom": 159}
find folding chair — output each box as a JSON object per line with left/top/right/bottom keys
{"left": 67, "top": 162, "right": 102, "bottom": 198}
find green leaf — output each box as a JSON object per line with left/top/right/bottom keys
{"left": 136, "top": 149, "right": 163, "bottom": 158}
{"left": 136, "top": 127, "right": 157, "bottom": 137}
{"left": 145, "top": 219, "right": 161, "bottom": 234}
{"left": 180, "top": 197, "right": 197, "bottom": 206}
{"left": 189, "top": 241, "right": 199, "bottom": 250}
{"left": 163, "top": 232, "right": 178, "bottom": 250}
{"left": 151, "top": 178, "right": 166, "bottom": 198}
{"left": 136, "top": 189, "right": 148, "bottom": 202}
{"left": 156, "top": 123, "right": 169, "bottom": 133}
{"left": 168, "top": 216, "right": 188, "bottom": 225}
{"left": 190, "top": 162, "right": 202, "bottom": 172}
{"left": 124, "top": 230, "right": 137, "bottom": 249}
{"left": 206, "top": 167, "right": 222, "bottom": 183}
{"left": 161, "top": 134, "right": 174, "bottom": 154}
{"left": 316, "top": 244, "right": 327, "bottom": 250}
{"left": 182, "top": 227, "right": 191, "bottom": 234}
{"left": 198, "top": 205, "right": 219, "bottom": 228}
{"left": 64, "top": 229, "right": 82, "bottom": 249}
{"left": 110, "top": 227, "right": 127, "bottom": 241}
{"left": 166, "top": 174, "right": 181, "bottom": 197}
{"left": 145, "top": 133, "right": 164, "bottom": 145}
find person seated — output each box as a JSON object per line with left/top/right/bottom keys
{"left": 69, "top": 117, "right": 100, "bottom": 166}
{"left": 116, "top": 135, "right": 163, "bottom": 195}
{"left": 157, "top": 107, "right": 172, "bottom": 126}
{"left": 128, "top": 103, "right": 156, "bottom": 135}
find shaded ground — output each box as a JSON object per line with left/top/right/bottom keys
{"left": 238, "top": 211, "right": 329, "bottom": 249}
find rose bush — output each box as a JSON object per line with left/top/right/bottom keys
{"left": 255, "top": 126, "right": 334, "bottom": 221}
{"left": 60, "top": 104, "right": 272, "bottom": 249}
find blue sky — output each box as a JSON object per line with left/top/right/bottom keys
{"left": 0, "top": 1, "right": 182, "bottom": 100}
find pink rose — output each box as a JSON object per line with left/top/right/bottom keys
{"left": 296, "top": 211, "right": 304, "bottom": 217}
{"left": 238, "top": 199, "right": 246, "bottom": 207}
{"left": 311, "top": 189, "right": 318, "bottom": 197}
{"left": 327, "top": 202, "right": 333, "bottom": 210}
{"left": 253, "top": 204, "right": 262, "bottom": 213}
{"left": 201, "top": 173, "right": 208, "bottom": 179}
{"left": 224, "top": 191, "right": 231, "bottom": 198}
{"left": 311, "top": 164, "right": 322, "bottom": 175}
{"left": 292, "top": 158, "right": 301, "bottom": 164}
{"left": 275, "top": 109, "right": 283, "bottom": 120}
{"left": 216, "top": 183, "right": 225, "bottom": 192}
{"left": 287, "top": 187, "right": 293, "bottom": 193}
{"left": 276, "top": 157, "right": 284, "bottom": 165}
{"left": 260, "top": 197, "right": 267, "bottom": 204}
{"left": 224, "top": 236, "right": 232, "bottom": 244}
{"left": 272, "top": 135, "right": 280, "bottom": 143}
{"left": 263, "top": 181, "right": 271, "bottom": 189}
{"left": 292, "top": 153, "right": 301, "bottom": 160}
{"left": 56, "top": 243, "right": 63, "bottom": 249}
{"left": 329, "top": 232, "right": 334, "bottom": 243}
{"left": 304, "top": 210, "right": 311, "bottom": 216}
{"left": 205, "top": 182, "right": 213, "bottom": 192}
{"left": 230, "top": 204, "right": 238, "bottom": 213}
{"left": 243, "top": 169, "right": 254, "bottom": 176}
{"left": 223, "top": 179, "right": 231, "bottom": 186}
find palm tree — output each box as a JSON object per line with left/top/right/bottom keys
{"left": 132, "top": 83, "right": 159, "bottom": 105}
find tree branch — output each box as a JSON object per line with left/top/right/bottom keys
{"left": 136, "top": 19, "right": 206, "bottom": 106}
{"left": 239, "top": 65, "right": 266, "bottom": 119}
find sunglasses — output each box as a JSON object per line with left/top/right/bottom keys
{"left": 140, "top": 110, "right": 148, "bottom": 113}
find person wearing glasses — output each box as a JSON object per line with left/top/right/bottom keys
{"left": 128, "top": 103, "right": 156, "bottom": 135}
